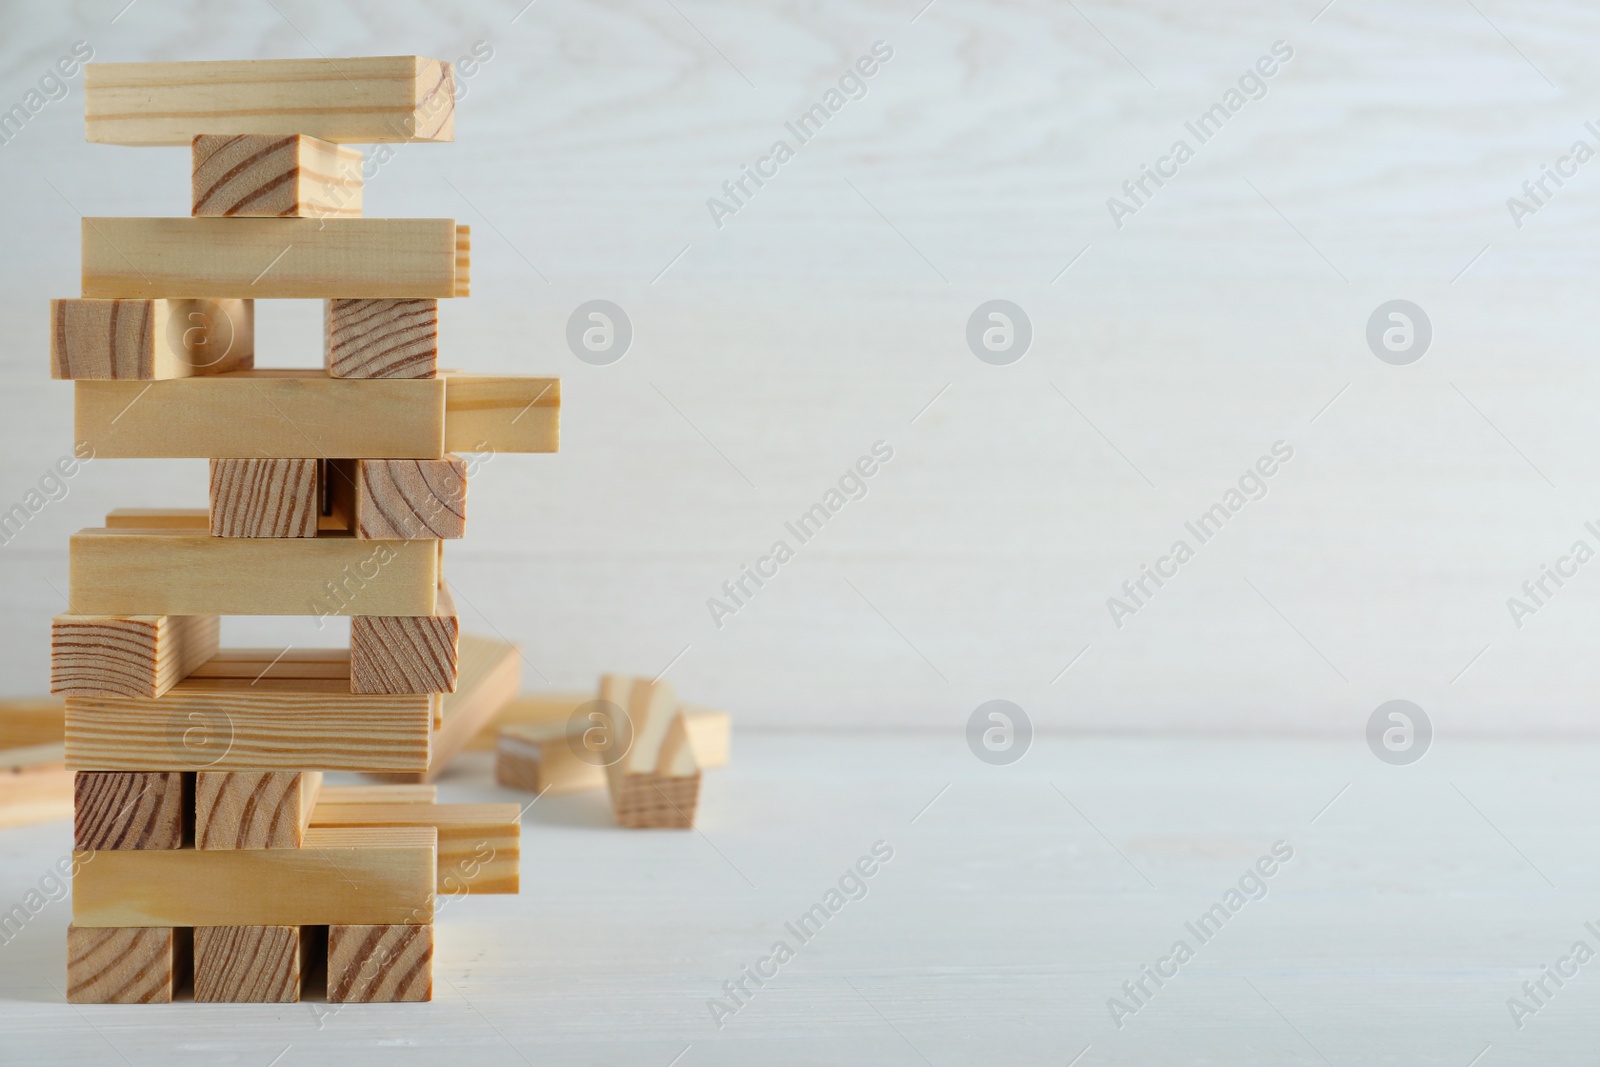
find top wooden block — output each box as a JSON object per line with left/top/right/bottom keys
{"left": 86, "top": 57, "right": 455, "bottom": 146}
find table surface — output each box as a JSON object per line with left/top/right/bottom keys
{"left": 0, "top": 733, "right": 1593, "bottom": 1065}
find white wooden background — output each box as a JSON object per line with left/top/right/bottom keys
{"left": 3, "top": 0, "right": 1600, "bottom": 735}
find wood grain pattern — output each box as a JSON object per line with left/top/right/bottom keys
{"left": 612, "top": 771, "right": 701, "bottom": 830}
{"left": 72, "top": 826, "right": 437, "bottom": 927}
{"left": 320, "top": 784, "right": 436, "bottom": 805}
{"left": 82, "top": 218, "right": 464, "bottom": 299}
{"left": 87, "top": 57, "right": 455, "bottom": 145}
{"left": 50, "top": 298, "right": 254, "bottom": 380}
{"left": 442, "top": 374, "right": 560, "bottom": 453}
{"left": 193, "top": 926, "right": 307, "bottom": 1003}
{"left": 377, "top": 634, "right": 520, "bottom": 784}
{"left": 192, "top": 134, "right": 362, "bottom": 218}
{"left": 455, "top": 225, "right": 470, "bottom": 297}
{"left": 76, "top": 370, "right": 445, "bottom": 459}
{"left": 327, "top": 924, "right": 432, "bottom": 1004}
{"left": 51, "top": 614, "right": 220, "bottom": 698}
{"left": 66, "top": 925, "right": 189, "bottom": 1004}
{"left": 196, "top": 771, "right": 323, "bottom": 850}
{"left": 325, "top": 298, "right": 438, "bottom": 379}
{"left": 353, "top": 457, "right": 466, "bottom": 540}
{"left": 69, "top": 526, "right": 439, "bottom": 617}
{"left": 311, "top": 801, "right": 519, "bottom": 894}
{"left": 104, "top": 508, "right": 207, "bottom": 529}
{"left": 495, "top": 723, "right": 607, "bottom": 796}
{"left": 73, "top": 771, "right": 190, "bottom": 850}
{"left": 350, "top": 582, "right": 460, "bottom": 695}
{"left": 209, "top": 458, "right": 319, "bottom": 538}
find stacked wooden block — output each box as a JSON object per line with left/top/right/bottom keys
{"left": 50, "top": 57, "right": 557, "bottom": 1004}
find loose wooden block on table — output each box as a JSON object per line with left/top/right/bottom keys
{"left": 82, "top": 218, "right": 466, "bottom": 299}
{"left": 73, "top": 826, "right": 437, "bottom": 928}
{"left": 196, "top": 770, "right": 323, "bottom": 850}
{"left": 66, "top": 925, "right": 190, "bottom": 1004}
{"left": 375, "top": 634, "right": 520, "bottom": 784}
{"left": 312, "top": 801, "right": 519, "bottom": 894}
{"left": 353, "top": 457, "right": 468, "bottom": 540}
{"left": 69, "top": 526, "right": 438, "bottom": 616}
{"left": 602, "top": 677, "right": 703, "bottom": 829}
{"left": 350, "top": 582, "right": 460, "bottom": 695}
{"left": 327, "top": 924, "right": 432, "bottom": 1003}
{"left": 194, "top": 925, "right": 309, "bottom": 1003}
{"left": 470, "top": 692, "right": 587, "bottom": 751}
{"left": 192, "top": 134, "right": 362, "bottom": 218}
{"left": 325, "top": 298, "right": 438, "bottom": 379}
{"left": 50, "top": 298, "right": 254, "bottom": 380}
{"left": 74, "top": 771, "right": 190, "bottom": 850}
{"left": 0, "top": 743, "right": 74, "bottom": 828}
{"left": 442, "top": 374, "right": 560, "bottom": 453}
{"left": 495, "top": 721, "right": 608, "bottom": 796}
{"left": 86, "top": 56, "right": 455, "bottom": 145}
{"left": 50, "top": 613, "right": 218, "bottom": 699}
{"left": 209, "top": 458, "right": 319, "bottom": 537}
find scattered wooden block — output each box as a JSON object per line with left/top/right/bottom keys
{"left": 194, "top": 925, "right": 309, "bottom": 1003}
{"left": 83, "top": 217, "right": 465, "bottom": 299}
{"left": 51, "top": 614, "right": 220, "bottom": 699}
{"left": 192, "top": 134, "right": 362, "bottom": 218}
{"left": 350, "top": 582, "right": 460, "bottom": 695}
{"left": 377, "top": 634, "right": 520, "bottom": 784}
{"left": 74, "top": 771, "right": 190, "bottom": 850}
{"left": 66, "top": 925, "right": 190, "bottom": 1004}
{"left": 327, "top": 923, "right": 432, "bottom": 1003}
{"left": 443, "top": 374, "right": 560, "bottom": 453}
{"left": 208, "top": 458, "right": 320, "bottom": 537}
{"left": 495, "top": 721, "right": 607, "bottom": 796}
{"left": 87, "top": 57, "right": 456, "bottom": 146}
{"left": 311, "top": 801, "right": 519, "bottom": 894}
{"left": 602, "top": 678, "right": 703, "bottom": 829}
{"left": 469, "top": 692, "right": 585, "bottom": 752}
{"left": 69, "top": 526, "right": 439, "bottom": 616}
{"left": 325, "top": 298, "right": 438, "bottom": 379}
{"left": 196, "top": 771, "right": 323, "bottom": 850}
{"left": 0, "top": 743, "right": 74, "bottom": 829}
{"left": 50, "top": 298, "right": 254, "bottom": 380}
{"left": 353, "top": 457, "right": 468, "bottom": 540}
{"left": 612, "top": 771, "right": 701, "bottom": 830}
{"left": 682, "top": 708, "right": 732, "bottom": 768}
{"left": 72, "top": 826, "right": 437, "bottom": 927}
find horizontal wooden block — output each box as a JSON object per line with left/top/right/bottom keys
{"left": 105, "top": 508, "right": 206, "bottom": 529}
{"left": 67, "top": 925, "right": 189, "bottom": 1004}
{"left": 209, "top": 458, "right": 319, "bottom": 537}
{"left": 443, "top": 374, "right": 560, "bottom": 454}
{"left": 69, "top": 526, "right": 439, "bottom": 616}
{"left": 354, "top": 457, "right": 467, "bottom": 540}
{"left": 196, "top": 770, "right": 323, "bottom": 850}
{"left": 83, "top": 218, "right": 465, "bottom": 299}
{"left": 74, "top": 771, "right": 190, "bottom": 850}
{"left": 321, "top": 784, "right": 436, "bottom": 805}
{"left": 73, "top": 826, "right": 437, "bottom": 927}
{"left": 0, "top": 743, "right": 74, "bottom": 829}
{"left": 193, "top": 134, "right": 362, "bottom": 218}
{"left": 194, "top": 925, "right": 308, "bottom": 1003}
{"left": 327, "top": 924, "right": 432, "bottom": 1003}
{"left": 325, "top": 298, "right": 438, "bottom": 379}
{"left": 312, "top": 801, "right": 519, "bottom": 894}
{"left": 50, "top": 298, "right": 254, "bottom": 380}
{"left": 377, "top": 634, "right": 520, "bottom": 784}
{"left": 76, "top": 371, "right": 446, "bottom": 458}
{"left": 87, "top": 56, "right": 455, "bottom": 145}
{"left": 350, "top": 583, "right": 460, "bottom": 695}
{"left": 0, "top": 697, "right": 65, "bottom": 748}
{"left": 495, "top": 723, "right": 607, "bottom": 796}
{"left": 51, "top": 613, "right": 219, "bottom": 699}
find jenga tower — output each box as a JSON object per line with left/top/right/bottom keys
{"left": 49, "top": 57, "right": 557, "bottom": 1004}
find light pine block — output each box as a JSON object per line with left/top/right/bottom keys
{"left": 50, "top": 298, "right": 254, "bottom": 380}
{"left": 192, "top": 134, "right": 362, "bottom": 218}
{"left": 209, "top": 458, "right": 319, "bottom": 537}
{"left": 51, "top": 613, "right": 219, "bottom": 698}
{"left": 87, "top": 57, "right": 455, "bottom": 145}
{"left": 443, "top": 374, "right": 560, "bottom": 453}
{"left": 67, "top": 925, "right": 189, "bottom": 1004}
{"left": 469, "top": 692, "right": 586, "bottom": 752}
{"left": 327, "top": 924, "right": 432, "bottom": 1003}
{"left": 69, "top": 526, "right": 439, "bottom": 616}
{"left": 319, "top": 784, "right": 437, "bottom": 805}
{"left": 83, "top": 217, "right": 465, "bottom": 299}
{"left": 73, "top": 771, "right": 190, "bottom": 850}
{"left": 72, "top": 826, "right": 438, "bottom": 927}
{"left": 350, "top": 582, "right": 460, "bottom": 695}
{"left": 613, "top": 771, "right": 701, "bottom": 830}
{"left": 378, "top": 634, "right": 520, "bottom": 784}
{"left": 455, "top": 224, "right": 470, "bottom": 297}
{"left": 495, "top": 721, "right": 607, "bottom": 796}
{"left": 194, "top": 925, "right": 308, "bottom": 1003}
{"left": 0, "top": 697, "right": 65, "bottom": 748}
{"left": 196, "top": 771, "right": 323, "bottom": 850}
{"left": 351, "top": 457, "right": 467, "bottom": 540}
{"left": 601, "top": 678, "right": 705, "bottom": 829}
{"left": 104, "top": 508, "right": 208, "bottom": 529}
{"left": 325, "top": 298, "right": 438, "bottom": 379}
{"left": 0, "top": 744, "right": 74, "bottom": 829}
{"left": 76, "top": 371, "right": 446, "bottom": 459}
{"left": 311, "top": 801, "right": 520, "bottom": 895}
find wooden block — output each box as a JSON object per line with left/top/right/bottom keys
{"left": 495, "top": 721, "right": 607, "bottom": 796}
{"left": 73, "top": 771, "right": 190, "bottom": 850}
{"left": 66, "top": 673, "right": 434, "bottom": 774}
{"left": 209, "top": 458, "right": 319, "bottom": 537}
{"left": 0, "top": 744, "right": 74, "bottom": 828}
{"left": 443, "top": 374, "right": 560, "bottom": 454}
{"left": 327, "top": 924, "right": 432, "bottom": 1003}
{"left": 378, "top": 634, "right": 520, "bottom": 784}
{"left": 105, "top": 508, "right": 207, "bottom": 529}
{"left": 83, "top": 218, "right": 464, "bottom": 299}
{"left": 77, "top": 371, "right": 446, "bottom": 459}
{"left": 50, "top": 298, "right": 254, "bottom": 380}
{"left": 51, "top": 614, "right": 220, "bottom": 698}
{"left": 189, "top": 647, "right": 351, "bottom": 682}
{"left": 311, "top": 801, "right": 519, "bottom": 894}
{"left": 196, "top": 771, "right": 323, "bottom": 850}
{"left": 194, "top": 925, "right": 308, "bottom": 1003}
{"left": 613, "top": 771, "right": 701, "bottom": 830}
{"left": 69, "top": 526, "right": 439, "bottom": 616}
{"left": 350, "top": 582, "right": 460, "bottom": 695}
{"left": 72, "top": 826, "right": 437, "bottom": 927}
{"left": 0, "top": 697, "right": 65, "bottom": 748}
{"left": 325, "top": 298, "right": 438, "bottom": 379}
{"left": 455, "top": 225, "right": 470, "bottom": 298}
{"left": 66, "top": 925, "right": 190, "bottom": 1004}
{"left": 192, "top": 134, "right": 362, "bottom": 218}
{"left": 601, "top": 678, "right": 705, "bottom": 829}
{"left": 320, "top": 783, "right": 436, "bottom": 805}
{"left": 354, "top": 457, "right": 467, "bottom": 540}
{"left": 683, "top": 708, "right": 732, "bottom": 768}
{"left": 468, "top": 692, "right": 586, "bottom": 752}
